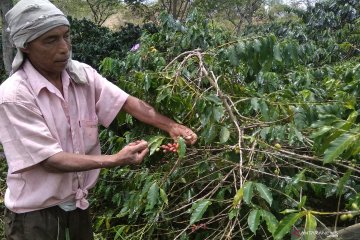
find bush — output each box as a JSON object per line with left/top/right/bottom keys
{"left": 90, "top": 1, "right": 360, "bottom": 239}
{"left": 69, "top": 16, "right": 157, "bottom": 71}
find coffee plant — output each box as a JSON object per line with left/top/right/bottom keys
{"left": 69, "top": 16, "right": 157, "bottom": 72}
{"left": 90, "top": 0, "right": 360, "bottom": 239}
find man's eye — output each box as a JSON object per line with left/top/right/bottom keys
{"left": 45, "top": 38, "right": 57, "bottom": 44}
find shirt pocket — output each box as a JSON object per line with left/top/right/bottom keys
{"left": 79, "top": 119, "right": 99, "bottom": 154}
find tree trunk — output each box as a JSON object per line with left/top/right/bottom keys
{"left": 1, "top": 0, "right": 14, "bottom": 76}
{"left": 172, "top": 0, "right": 178, "bottom": 20}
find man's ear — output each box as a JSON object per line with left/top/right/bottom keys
{"left": 20, "top": 47, "right": 29, "bottom": 54}
{"left": 20, "top": 43, "right": 30, "bottom": 54}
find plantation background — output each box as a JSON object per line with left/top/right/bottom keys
{"left": 1, "top": 0, "right": 360, "bottom": 239}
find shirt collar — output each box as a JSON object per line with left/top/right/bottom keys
{"left": 23, "top": 59, "right": 71, "bottom": 97}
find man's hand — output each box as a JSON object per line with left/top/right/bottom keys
{"left": 40, "top": 140, "right": 149, "bottom": 173}
{"left": 114, "top": 140, "right": 149, "bottom": 165}
{"left": 122, "top": 96, "right": 197, "bottom": 145}
{"left": 169, "top": 124, "right": 197, "bottom": 145}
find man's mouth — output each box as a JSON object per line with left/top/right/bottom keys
{"left": 56, "top": 58, "right": 69, "bottom": 63}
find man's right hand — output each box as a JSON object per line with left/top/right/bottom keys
{"left": 40, "top": 140, "right": 149, "bottom": 173}
{"left": 114, "top": 140, "right": 149, "bottom": 166}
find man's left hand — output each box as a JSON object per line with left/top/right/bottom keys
{"left": 169, "top": 124, "right": 197, "bottom": 145}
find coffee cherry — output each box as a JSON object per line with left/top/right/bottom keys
{"left": 340, "top": 214, "right": 348, "bottom": 221}
{"left": 161, "top": 142, "right": 179, "bottom": 153}
{"left": 274, "top": 143, "right": 282, "bottom": 149}
{"left": 351, "top": 203, "right": 359, "bottom": 210}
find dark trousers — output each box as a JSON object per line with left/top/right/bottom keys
{"left": 4, "top": 206, "right": 94, "bottom": 240}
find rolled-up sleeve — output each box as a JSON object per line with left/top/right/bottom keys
{"left": 0, "top": 102, "right": 63, "bottom": 173}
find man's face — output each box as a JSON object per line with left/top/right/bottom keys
{"left": 22, "top": 25, "right": 71, "bottom": 79}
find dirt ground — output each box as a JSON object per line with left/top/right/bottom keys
{"left": 103, "top": 12, "right": 143, "bottom": 30}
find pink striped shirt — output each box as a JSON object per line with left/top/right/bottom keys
{"left": 0, "top": 60, "right": 129, "bottom": 213}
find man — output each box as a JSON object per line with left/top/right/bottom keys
{"left": 0, "top": 0, "right": 197, "bottom": 239}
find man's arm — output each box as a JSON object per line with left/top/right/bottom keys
{"left": 36, "top": 140, "right": 149, "bottom": 173}
{"left": 122, "top": 96, "right": 197, "bottom": 144}
{"left": 34, "top": 96, "right": 197, "bottom": 174}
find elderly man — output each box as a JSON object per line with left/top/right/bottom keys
{"left": 0, "top": 0, "right": 197, "bottom": 239}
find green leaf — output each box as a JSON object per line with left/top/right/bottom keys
{"left": 248, "top": 209, "right": 261, "bottom": 233}
{"left": 236, "top": 42, "right": 246, "bottom": 59}
{"left": 146, "top": 182, "right": 159, "bottom": 211}
{"left": 310, "top": 126, "right": 333, "bottom": 138}
{"left": 260, "top": 210, "right": 278, "bottom": 234}
{"left": 289, "top": 43, "right": 299, "bottom": 63}
{"left": 349, "top": 135, "right": 360, "bottom": 155}
{"left": 336, "top": 170, "right": 352, "bottom": 196}
{"left": 201, "top": 124, "right": 217, "bottom": 144}
{"left": 243, "top": 181, "right": 254, "bottom": 204}
{"left": 114, "top": 226, "right": 127, "bottom": 240}
{"left": 144, "top": 74, "right": 151, "bottom": 91}
{"left": 253, "top": 39, "right": 261, "bottom": 53}
{"left": 219, "top": 126, "right": 230, "bottom": 144}
{"left": 148, "top": 135, "right": 165, "bottom": 156}
{"left": 273, "top": 44, "right": 282, "bottom": 62}
{"left": 156, "top": 86, "right": 171, "bottom": 103}
{"left": 205, "top": 94, "right": 222, "bottom": 104}
{"left": 232, "top": 187, "right": 244, "bottom": 208}
{"left": 251, "top": 97, "right": 259, "bottom": 111}
{"left": 304, "top": 212, "right": 317, "bottom": 240}
{"left": 298, "top": 195, "right": 307, "bottom": 210}
{"left": 213, "top": 106, "right": 225, "bottom": 122}
{"left": 179, "top": 233, "right": 189, "bottom": 240}
{"left": 228, "top": 45, "right": 239, "bottom": 66}
{"left": 160, "top": 188, "right": 168, "bottom": 205}
{"left": 255, "top": 183, "right": 273, "bottom": 206}
{"left": 228, "top": 208, "right": 238, "bottom": 220}
{"left": 280, "top": 209, "right": 300, "bottom": 214}
{"left": 200, "top": 109, "right": 212, "bottom": 127}
{"left": 346, "top": 111, "right": 358, "bottom": 124}
{"left": 310, "top": 116, "right": 337, "bottom": 130}
{"left": 260, "top": 37, "right": 271, "bottom": 62}
{"left": 190, "top": 200, "right": 212, "bottom": 225}
{"left": 95, "top": 217, "right": 105, "bottom": 231}
{"left": 259, "top": 100, "right": 269, "bottom": 121}
{"left": 177, "top": 136, "right": 186, "bottom": 159}
{"left": 323, "top": 133, "right": 357, "bottom": 164}
{"left": 273, "top": 212, "right": 306, "bottom": 240}
{"left": 292, "top": 169, "right": 306, "bottom": 185}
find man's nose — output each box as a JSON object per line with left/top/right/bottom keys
{"left": 59, "top": 38, "right": 71, "bottom": 53}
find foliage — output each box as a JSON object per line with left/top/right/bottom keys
{"left": 85, "top": 0, "right": 122, "bottom": 26}
{"left": 0, "top": 0, "right": 359, "bottom": 238}
{"left": 51, "top": 0, "right": 90, "bottom": 19}
{"left": 125, "top": 0, "right": 192, "bottom": 21}
{"left": 125, "top": 0, "right": 266, "bottom": 30}
{"left": 193, "top": 0, "right": 266, "bottom": 32}
{"left": 69, "top": 16, "right": 157, "bottom": 71}
{"left": 90, "top": 0, "right": 360, "bottom": 239}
